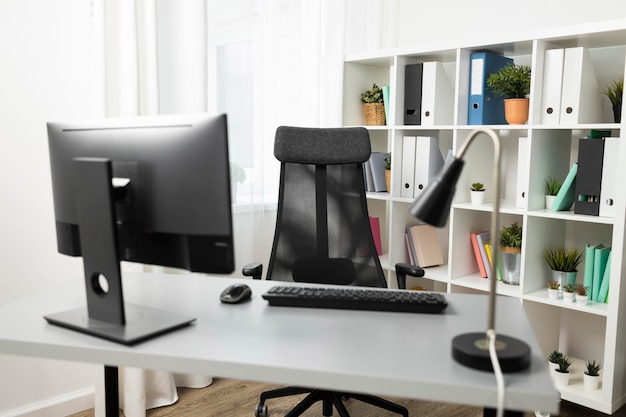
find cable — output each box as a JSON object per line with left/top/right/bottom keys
{"left": 487, "top": 329, "right": 505, "bottom": 417}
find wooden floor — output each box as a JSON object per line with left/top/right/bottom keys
{"left": 68, "top": 377, "right": 626, "bottom": 417}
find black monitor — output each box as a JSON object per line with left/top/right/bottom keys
{"left": 44, "top": 113, "right": 235, "bottom": 345}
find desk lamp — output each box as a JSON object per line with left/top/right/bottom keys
{"left": 409, "top": 128, "right": 530, "bottom": 372}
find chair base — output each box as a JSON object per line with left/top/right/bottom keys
{"left": 256, "top": 386, "right": 408, "bottom": 417}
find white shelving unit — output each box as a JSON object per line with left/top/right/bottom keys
{"left": 343, "top": 20, "right": 626, "bottom": 414}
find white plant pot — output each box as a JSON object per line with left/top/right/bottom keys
{"left": 563, "top": 291, "right": 575, "bottom": 303}
{"left": 471, "top": 191, "right": 485, "bottom": 205}
{"left": 548, "top": 361, "right": 559, "bottom": 371}
{"left": 583, "top": 373, "right": 601, "bottom": 390}
{"left": 553, "top": 370, "right": 570, "bottom": 386}
{"left": 545, "top": 194, "right": 557, "bottom": 210}
{"left": 577, "top": 294, "right": 588, "bottom": 306}
{"left": 548, "top": 288, "right": 559, "bottom": 300}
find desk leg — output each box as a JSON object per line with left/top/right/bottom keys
{"left": 104, "top": 365, "right": 119, "bottom": 417}
{"left": 484, "top": 408, "right": 523, "bottom": 417}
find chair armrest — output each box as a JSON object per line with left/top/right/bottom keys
{"left": 394, "top": 263, "right": 425, "bottom": 290}
{"left": 242, "top": 263, "right": 263, "bottom": 280}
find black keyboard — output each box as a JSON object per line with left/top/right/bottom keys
{"left": 262, "top": 285, "right": 447, "bottom": 314}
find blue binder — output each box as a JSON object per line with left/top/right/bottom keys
{"left": 468, "top": 52, "right": 512, "bottom": 125}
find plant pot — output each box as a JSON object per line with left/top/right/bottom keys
{"left": 385, "top": 170, "right": 391, "bottom": 193}
{"left": 501, "top": 247, "right": 521, "bottom": 285}
{"left": 504, "top": 98, "right": 530, "bottom": 125}
{"left": 548, "top": 361, "right": 559, "bottom": 371}
{"left": 576, "top": 294, "right": 588, "bottom": 306}
{"left": 584, "top": 373, "right": 601, "bottom": 390}
{"left": 551, "top": 270, "right": 577, "bottom": 295}
{"left": 545, "top": 195, "right": 557, "bottom": 210}
{"left": 553, "top": 370, "right": 570, "bottom": 386}
{"left": 613, "top": 104, "right": 622, "bottom": 123}
{"left": 471, "top": 190, "right": 485, "bottom": 205}
{"left": 363, "top": 103, "right": 386, "bottom": 126}
{"left": 548, "top": 288, "right": 560, "bottom": 300}
{"left": 563, "top": 291, "right": 575, "bottom": 303}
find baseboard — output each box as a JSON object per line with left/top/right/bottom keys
{"left": 0, "top": 388, "right": 94, "bottom": 417}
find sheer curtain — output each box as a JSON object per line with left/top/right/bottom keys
{"left": 92, "top": 1, "right": 347, "bottom": 416}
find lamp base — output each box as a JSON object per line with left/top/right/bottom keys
{"left": 452, "top": 332, "right": 531, "bottom": 373}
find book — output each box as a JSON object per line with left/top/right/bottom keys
{"left": 408, "top": 224, "right": 444, "bottom": 267}
{"left": 405, "top": 231, "right": 416, "bottom": 265}
{"left": 475, "top": 231, "right": 492, "bottom": 279}
{"left": 592, "top": 246, "right": 611, "bottom": 301}
{"left": 382, "top": 85, "right": 390, "bottom": 125}
{"left": 369, "top": 217, "right": 382, "bottom": 255}
{"left": 470, "top": 231, "right": 489, "bottom": 278}
{"left": 485, "top": 243, "right": 502, "bottom": 281}
{"left": 583, "top": 243, "right": 603, "bottom": 292}
{"left": 597, "top": 251, "right": 612, "bottom": 303}
{"left": 369, "top": 152, "right": 389, "bottom": 192}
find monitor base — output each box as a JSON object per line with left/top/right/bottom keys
{"left": 44, "top": 303, "right": 195, "bottom": 345}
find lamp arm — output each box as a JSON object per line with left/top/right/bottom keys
{"left": 456, "top": 129, "right": 501, "bottom": 332}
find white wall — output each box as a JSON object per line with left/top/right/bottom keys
{"left": 346, "top": 0, "right": 626, "bottom": 53}
{"left": 0, "top": 0, "right": 98, "bottom": 415}
{"left": 1, "top": 0, "right": 625, "bottom": 415}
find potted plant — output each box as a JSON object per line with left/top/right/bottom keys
{"left": 384, "top": 153, "right": 392, "bottom": 193}
{"left": 542, "top": 245, "right": 583, "bottom": 295}
{"left": 470, "top": 182, "right": 485, "bottom": 205}
{"left": 361, "top": 83, "right": 386, "bottom": 126}
{"left": 547, "top": 280, "right": 560, "bottom": 300}
{"left": 544, "top": 177, "right": 562, "bottom": 210}
{"left": 576, "top": 285, "right": 589, "bottom": 306}
{"left": 499, "top": 222, "right": 522, "bottom": 285}
{"left": 601, "top": 75, "right": 623, "bottom": 123}
{"left": 562, "top": 283, "right": 575, "bottom": 303}
{"left": 548, "top": 350, "right": 563, "bottom": 371}
{"left": 553, "top": 355, "right": 572, "bottom": 386}
{"left": 584, "top": 359, "right": 602, "bottom": 390}
{"left": 486, "top": 63, "right": 532, "bottom": 124}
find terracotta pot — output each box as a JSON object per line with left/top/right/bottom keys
{"left": 504, "top": 98, "right": 529, "bottom": 125}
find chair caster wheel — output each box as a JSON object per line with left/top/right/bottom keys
{"left": 255, "top": 403, "right": 268, "bottom": 417}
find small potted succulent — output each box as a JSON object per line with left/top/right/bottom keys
{"left": 576, "top": 285, "right": 589, "bottom": 306}
{"left": 601, "top": 75, "right": 623, "bottom": 123}
{"left": 548, "top": 350, "right": 563, "bottom": 371}
{"left": 547, "top": 280, "right": 560, "bottom": 300}
{"left": 545, "top": 177, "right": 562, "bottom": 210}
{"left": 485, "top": 63, "right": 532, "bottom": 124}
{"left": 584, "top": 359, "right": 602, "bottom": 390}
{"left": 553, "top": 355, "right": 573, "bottom": 386}
{"left": 361, "top": 83, "right": 385, "bottom": 126}
{"left": 470, "top": 182, "right": 485, "bottom": 205}
{"left": 562, "top": 283, "right": 575, "bottom": 303}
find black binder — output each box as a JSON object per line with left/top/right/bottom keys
{"left": 574, "top": 138, "right": 605, "bottom": 216}
{"left": 404, "top": 63, "right": 423, "bottom": 125}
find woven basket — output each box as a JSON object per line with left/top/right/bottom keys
{"left": 363, "top": 103, "right": 386, "bottom": 126}
{"left": 385, "top": 170, "right": 391, "bottom": 193}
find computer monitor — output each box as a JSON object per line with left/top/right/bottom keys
{"left": 44, "top": 113, "right": 235, "bottom": 344}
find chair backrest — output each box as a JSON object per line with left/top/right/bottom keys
{"left": 266, "top": 126, "right": 386, "bottom": 288}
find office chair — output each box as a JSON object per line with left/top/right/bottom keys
{"left": 243, "top": 126, "right": 424, "bottom": 417}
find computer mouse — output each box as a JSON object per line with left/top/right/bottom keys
{"left": 220, "top": 283, "right": 252, "bottom": 304}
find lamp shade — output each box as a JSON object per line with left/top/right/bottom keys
{"left": 409, "top": 158, "right": 465, "bottom": 227}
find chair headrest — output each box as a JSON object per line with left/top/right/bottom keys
{"left": 274, "top": 126, "right": 371, "bottom": 164}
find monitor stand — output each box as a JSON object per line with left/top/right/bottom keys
{"left": 44, "top": 158, "right": 195, "bottom": 345}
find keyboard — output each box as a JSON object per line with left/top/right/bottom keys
{"left": 262, "top": 285, "right": 447, "bottom": 314}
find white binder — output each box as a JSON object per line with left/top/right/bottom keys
{"left": 516, "top": 137, "right": 529, "bottom": 208}
{"left": 560, "top": 47, "right": 602, "bottom": 124}
{"left": 413, "top": 136, "right": 444, "bottom": 198}
{"left": 420, "top": 62, "right": 454, "bottom": 126}
{"left": 401, "top": 136, "right": 416, "bottom": 198}
{"left": 599, "top": 137, "right": 619, "bottom": 217}
{"left": 540, "top": 48, "right": 564, "bottom": 125}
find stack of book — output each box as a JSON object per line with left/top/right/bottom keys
{"left": 584, "top": 243, "right": 611, "bottom": 303}
{"left": 364, "top": 152, "right": 389, "bottom": 192}
{"left": 405, "top": 224, "right": 444, "bottom": 267}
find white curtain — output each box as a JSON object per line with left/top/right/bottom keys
{"left": 92, "top": 1, "right": 347, "bottom": 416}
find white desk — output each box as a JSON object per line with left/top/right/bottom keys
{"left": 0, "top": 272, "right": 559, "bottom": 414}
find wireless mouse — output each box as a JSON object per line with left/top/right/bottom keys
{"left": 220, "top": 283, "right": 252, "bottom": 304}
